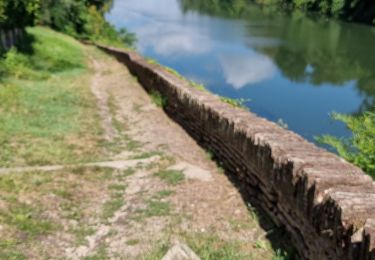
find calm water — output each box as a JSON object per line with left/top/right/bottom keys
{"left": 106, "top": 0, "right": 375, "bottom": 142}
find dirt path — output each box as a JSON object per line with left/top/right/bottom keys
{"left": 0, "top": 46, "right": 291, "bottom": 259}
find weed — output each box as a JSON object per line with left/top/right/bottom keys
{"left": 229, "top": 218, "right": 255, "bottom": 231}
{"left": 84, "top": 243, "right": 108, "bottom": 260}
{"left": 0, "top": 239, "right": 26, "bottom": 260}
{"left": 150, "top": 90, "right": 168, "bottom": 108}
{"left": 73, "top": 226, "right": 96, "bottom": 246}
{"left": 127, "top": 139, "right": 143, "bottom": 151}
{"left": 144, "top": 200, "right": 171, "bottom": 217}
{"left": 116, "top": 168, "right": 136, "bottom": 180}
{"left": 131, "top": 151, "right": 163, "bottom": 160}
{"left": 255, "top": 239, "right": 269, "bottom": 249}
{"left": 154, "top": 190, "right": 174, "bottom": 199}
{"left": 189, "top": 80, "right": 207, "bottom": 92}
{"left": 143, "top": 240, "right": 170, "bottom": 260}
{"left": 126, "top": 239, "right": 140, "bottom": 246}
{"left": 134, "top": 200, "right": 171, "bottom": 220}
{"left": 154, "top": 169, "right": 185, "bottom": 185}
{"left": 146, "top": 58, "right": 159, "bottom": 65}
{"left": 165, "top": 67, "right": 182, "bottom": 78}
{"left": 183, "top": 232, "right": 255, "bottom": 259}
{"left": 108, "top": 184, "right": 127, "bottom": 191}
{"left": 102, "top": 197, "right": 124, "bottom": 219}
{"left": 0, "top": 200, "right": 55, "bottom": 237}
{"left": 220, "top": 96, "right": 250, "bottom": 109}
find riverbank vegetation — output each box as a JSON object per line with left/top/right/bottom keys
{"left": 254, "top": 0, "right": 375, "bottom": 24}
{"left": 0, "top": 0, "right": 135, "bottom": 50}
{"left": 319, "top": 110, "right": 375, "bottom": 178}
{"left": 181, "top": 0, "right": 375, "bottom": 24}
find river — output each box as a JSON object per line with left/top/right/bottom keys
{"left": 106, "top": 0, "right": 375, "bottom": 144}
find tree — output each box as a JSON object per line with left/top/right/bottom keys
{"left": 0, "top": 0, "right": 40, "bottom": 29}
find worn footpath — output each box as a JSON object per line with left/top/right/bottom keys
{"left": 0, "top": 45, "right": 291, "bottom": 259}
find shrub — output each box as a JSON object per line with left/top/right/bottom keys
{"left": 318, "top": 110, "right": 375, "bottom": 178}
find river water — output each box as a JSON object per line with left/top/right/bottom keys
{"left": 106, "top": 0, "right": 375, "bottom": 143}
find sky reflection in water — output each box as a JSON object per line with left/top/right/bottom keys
{"left": 106, "top": 0, "right": 375, "bottom": 143}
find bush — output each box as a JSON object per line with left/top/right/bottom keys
{"left": 318, "top": 110, "right": 375, "bottom": 178}
{"left": 0, "top": 0, "right": 136, "bottom": 49}
{"left": 35, "top": 0, "right": 135, "bottom": 47}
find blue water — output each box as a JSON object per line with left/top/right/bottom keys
{"left": 106, "top": 0, "right": 375, "bottom": 142}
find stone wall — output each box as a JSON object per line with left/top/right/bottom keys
{"left": 97, "top": 45, "right": 375, "bottom": 260}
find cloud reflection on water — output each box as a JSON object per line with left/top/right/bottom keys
{"left": 219, "top": 52, "right": 276, "bottom": 89}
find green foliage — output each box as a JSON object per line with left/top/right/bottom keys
{"left": 36, "top": 0, "right": 136, "bottom": 47}
{"left": 220, "top": 96, "right": 249, "bottom": 109}
{"left": 318, "top": 110, "right": 375, "bottom": 177}
{"left": 0, "top": 0, "right": 135, "bottom": 49}
{"left": 150, "top": 90, "right": 168, "bottom": 108}
{"left": 0, "top": 0, "right": 40, "bottom": 29}
{"left": 180, "top": 0, "right": 375, "bottom": 23}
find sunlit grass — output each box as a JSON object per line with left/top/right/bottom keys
{"left": 0, "top": 27, "right": 104, "bottom": 167}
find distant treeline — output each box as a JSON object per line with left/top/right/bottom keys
{"left": 0, "top": 0, "right": 135, "bottom": 47}
{"left": 180, "top": 0, "right": 375, "bottom": 24}
{"left": 254, "top": 0, "right": 375, "bottom": 24}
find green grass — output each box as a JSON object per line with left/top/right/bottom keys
{"left": 150, "top": 90, "right": 168, "bottom": 108}
{"left": 108, "top": 183, "right": 127, "bottom": 191}
{"left": 184, "top": 232, "right": 255, "bottom": 259}
{"left": 0, "top": 239, "right": 26, "bottom": 260}
{"left": 102, "top": 197, "right": 124, "bottom": 219}
{"left": 126, "top": 239, "right": 140, "bottom": 246}
{"left": 154, "top": 190, "right": 174, "bottom": 199}
{"left": 73, "top": 226, "right": 96, "bottom": 246}
{"left": 219, "top": 96, "right": 249, "bottom": 109}
{"left": 0, "top": 27, "right": 103, "bottom": 167}
{"left": 0, "top": 197, "right": 55, "bottom": 238}
{"left": 143, "top": 200, "right": 171, "bottom": 217}
{"left": 84, "top": 243, "right": 108, "bottom": 260}
{"left": 0, "top": 167, "right": 121, "bottom": 257}
{"left": 134, "top": 200, "right": 171, "bottom": 220}
{"left": 154, "top": 169, "right": 185, "bottom": 185}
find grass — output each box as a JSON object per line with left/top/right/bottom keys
{"left": 143, "top": 200, "right": 171, "bottom": 217}
{"left": 184, "top": 232, "right": 255, "bottom": 259}
{"left": 133, "top": 200, "right": 171, "bottom": 221}
{"left": 0, "top": 239, "right": 26, "bottom": 260}
{"left": 154, "top": 169, "right": 185, "bottom": 185}
{"left": 154, "top": 190, "right": 174, "bottom": 199}
{"left": 84, "top": 243, "right": 108, "bottom": 260}
{"left": 102, "top": 197, "right": 124, "bottom": 219}
{"left": 0, "top": 198, "right": 55, "bottom": 237}
{"left": 219, "top": 96, "right": 250, "bottom": 109}
{"left": 0, "top": 166, "right": 120, "bottom": 257}
{"left": 126, "top": 239, "right": 140, "bottom": 246}
{"left": 73, "top": 226, "right": 96, "bottom": 246}
{"left": 0, "top": 27, "right": 105, "bottom": 167}
{"left": 150, "top": 90, "right": 168, "bottom": 108}
{"left": 130, "top": 151, "right": 163, "bottom": 160}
